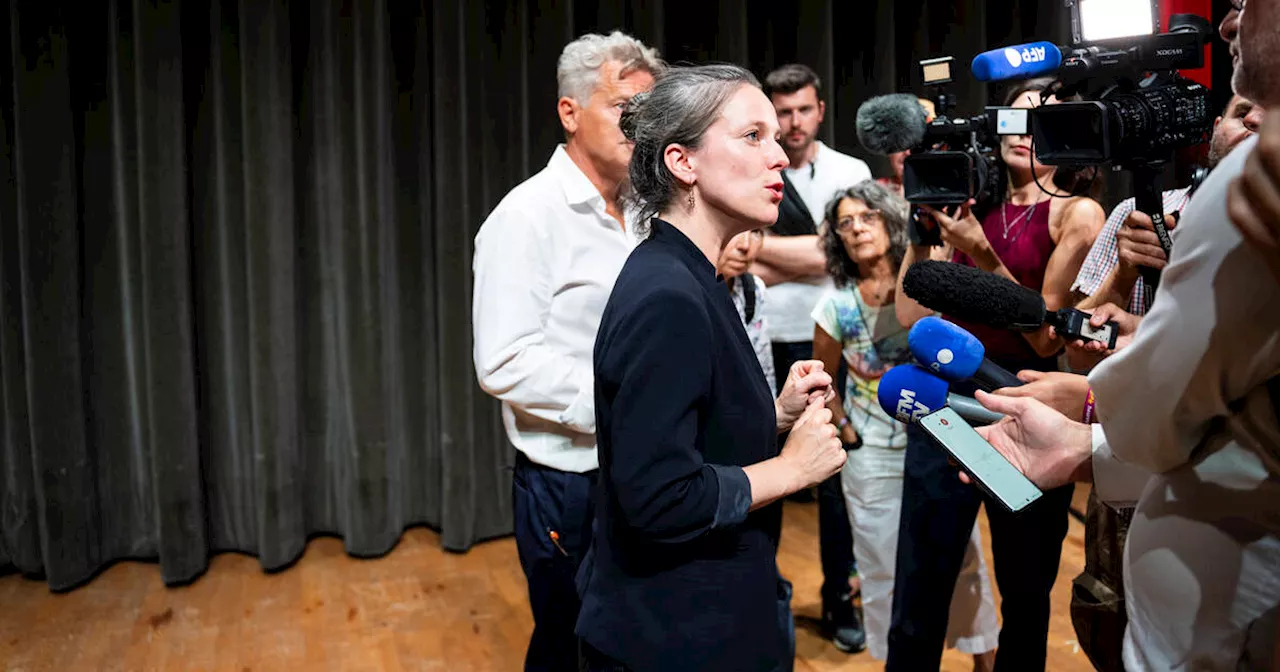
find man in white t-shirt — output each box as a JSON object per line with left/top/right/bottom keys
{"left": 752, "top": 62, "right": 872, "bottom": 654}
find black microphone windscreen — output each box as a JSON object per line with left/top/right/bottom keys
{"left": 902, "top": 261, "right": 1046, "bottom": 331}
{"left": 855, "top": 94, "right": 927, "bottom": 156}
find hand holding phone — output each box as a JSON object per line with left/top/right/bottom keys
{"left": 918, "top": 406, "right": 1043, "bottom": 512}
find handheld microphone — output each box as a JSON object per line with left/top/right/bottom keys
{"left": 876, "top": 364, "right": 1006, "bottom": 427}
{"left": 902, "top": 261, "right": 1119, "bottom": 349}
{"left": 970, "top": 42, "right": 1063, "bottom": 82}
{"left": 855, "top": 94, "right": 928, "bottom": 155}
{"left": 907, "top": 316, "right": 1025, "bottom": 390}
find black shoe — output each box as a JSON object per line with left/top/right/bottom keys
{"left": 823, "top": 592, "right": 866, "bottom": 654}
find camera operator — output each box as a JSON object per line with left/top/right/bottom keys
{"left": 889, "top": 78, "right": 1105, "bottom": 672}
{"left": 1073, "top": 94, "right": 1265, "bottom": 319}
{"left": 969, "top": 4, "right": 1280, "bottom": 668}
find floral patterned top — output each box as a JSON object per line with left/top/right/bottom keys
{"left": 812, "top": 285, "right": 912, "bottom": 451}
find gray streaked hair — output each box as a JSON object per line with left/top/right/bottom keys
{"left": 556, "top": 31, "right": 664, "bottom": 103}
{"left": 820, "top": 180, "right": 910, "bottom": 288}
{"left": 619, "top": 64, "right": 762, "bottom": 229}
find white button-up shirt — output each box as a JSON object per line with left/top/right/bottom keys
{"left": 472, "top": 146, "right": 638, "bottom": 473}
{"left": 1087, "top": 135, "right": 1280, "bottom": 669}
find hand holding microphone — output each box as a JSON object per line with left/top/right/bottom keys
{"left": 991, "top": 370, "right": 1091, "bottom": 420}
{"left": 1060, "top": 303, "right": 1142, "bottom": 356}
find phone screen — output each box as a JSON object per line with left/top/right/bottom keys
{"left": 918, "top": 407, "right": 1043, "bottom": 512}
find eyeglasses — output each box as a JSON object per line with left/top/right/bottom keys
{"left": 835, "top": 210, "right": 883, "bottom": 232}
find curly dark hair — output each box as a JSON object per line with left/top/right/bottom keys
{"left": 820, "top": 180, "right": 910, "bottom": 289}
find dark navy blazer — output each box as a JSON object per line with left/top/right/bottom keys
{"left": 575, "top": 219, "right": 786, "bottom": 672}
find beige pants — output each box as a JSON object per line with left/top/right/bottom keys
{"left": 842, "top": 446, "right": 1000, "bottom": 660}
{"left": 1121, "top": 441, "right": 1280, "bottom": 670}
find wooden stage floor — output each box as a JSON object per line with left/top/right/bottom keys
{"left": 0, "top": 487, "right": 1094, "bottom": 671}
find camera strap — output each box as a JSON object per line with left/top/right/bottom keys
{"left": 1132, "top": 166, "right": 1173, "bottom": 294}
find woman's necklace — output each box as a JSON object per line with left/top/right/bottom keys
{"left": 858, "top": 277, "right": 894, "bottom": 306}
{"left": 1001, "top": 197, "right": 1042, "bottom": 240}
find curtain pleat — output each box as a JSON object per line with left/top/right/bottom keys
{"left": 0, "top": 0, "right": 1072, "bottom": 591}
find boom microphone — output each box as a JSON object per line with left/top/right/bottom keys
{"left": 876, "top": 364, "right": 1005, "bottom": 427}
{"left": 902, "top": 261, "right": 1119, "bottom": 349}
{"left": 907, "top": 316, "right": 1024, "bottom": 390}
{"left": 856, "top": 94, "right": 928, "bottom": 155}
{"left": 970, "top": 41, "right": 1063, "bottom": 82}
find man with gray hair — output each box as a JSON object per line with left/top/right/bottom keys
{"left": 472, "top": 31, "right": 662, "bottom": 671}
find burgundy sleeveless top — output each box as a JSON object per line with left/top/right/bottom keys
{"left": 947, "top": 201, "right": 1058, "bottom": 371}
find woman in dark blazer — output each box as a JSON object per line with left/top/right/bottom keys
{"left": 574, "top": 64, "right": 848, "bottom": 672}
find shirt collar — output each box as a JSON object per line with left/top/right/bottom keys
{"left": 550, "top": 144, "right": 604, "bottom": 207}
{"left": 649, "top": 218, "right": 719, "bottom": 285}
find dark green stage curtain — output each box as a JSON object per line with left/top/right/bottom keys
{"left": 0, "top": 0, "right": 1068, "bottom": 591}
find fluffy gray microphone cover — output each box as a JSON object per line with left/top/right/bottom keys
{"left": 855, "top": 94, "right": 927, "bottom": 155}
{"left": 902, "top": 261, "right": 1046, "bottom": 331}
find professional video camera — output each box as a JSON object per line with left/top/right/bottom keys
{"left": 854, "top": 58, "right": 1034, "bottom": 245}
{"left": 900, "top": 57, "right": 1015, "bottom": 209}
{"left": 1028, "top": 1, "right": 1215, "bottom": 289}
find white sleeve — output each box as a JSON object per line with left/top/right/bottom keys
{"left": 1090, "top": 423, "right": 1152, "bottom": 506}
{"left": 472, "top": 207, "right": 595, "bottom": 434}
{"left": 1088, "top": 137, "right": 1280, "bottom": 474}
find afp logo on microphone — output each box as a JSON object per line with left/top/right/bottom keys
{"left": 1003, "top": 45, "right": 1048, "bottom": 69}
{"left": 894, "top": 390, "right": 932, "bottom": 423}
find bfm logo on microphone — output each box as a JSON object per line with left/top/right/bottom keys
{"left": 895, "top": 390, "right": 931, "bottom": 423}
{"left": 1004, "top": 46, "right": 1047, "bottom": 69}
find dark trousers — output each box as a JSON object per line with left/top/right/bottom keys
{"left": 579, "top": 579, "right": 794, "bottom": 672}
{"left": 579, "top": 640, "right": 630, "bottom": 672}
{"left": 772, "top": 340, "right": 856, "bottom": 607}
{"left": 886, "top": 422, "right": 1073, "bottom": 672}
{"left": 513, "top": 451, "right": 596, "bottom": 672}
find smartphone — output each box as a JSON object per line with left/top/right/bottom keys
{"left": 917, "top": 407, "right": 1043, "bottom": 513}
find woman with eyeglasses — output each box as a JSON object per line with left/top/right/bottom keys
{"left": 810, "top": 180, "right": 1000, "bottom": 668}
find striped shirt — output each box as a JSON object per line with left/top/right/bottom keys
{"left": 1071, "top": 187, "right": 1193, "bottom": 315}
